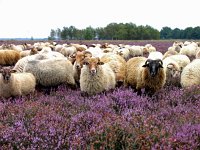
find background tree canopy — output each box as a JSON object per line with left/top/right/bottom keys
{"left": 48, "top": 23, "right": 200, "bottom": 40}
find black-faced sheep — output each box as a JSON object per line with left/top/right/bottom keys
{"left": 80, "top": 57, "right": 116, "bottom": 96}
{"left": 125, "top": 57, "right": 166, "bottom": 96}
{"left": 0, "top": 67, "right": 36, "bottom": 99}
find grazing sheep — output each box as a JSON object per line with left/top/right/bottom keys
{"left": 181, "top": 59, "right": 200, "bottom": 87}
{"left": 0, "top": 67, "right": 36, "bottom": 99}
{"left": 23, "top": 57, "right": 75, "bottom": 88}
{"left": 148, "top": 51, "right": 163, "bottom": 60}
{"left": 0, "top": 50, "right": 21, "bottom": 66}
{"left": 126, "top": 57, "right": 166, "bottom": 95}
{"left": 80, "top": 57, "right": 116, "bottom": 96}
{"left": 100, "top": 53, "right": 126, "bottom": 86}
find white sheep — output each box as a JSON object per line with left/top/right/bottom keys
{"left": 126, "top": 57, "right": 166, "bottom": 96}
{"left": 148, "top": 51, "right": 163, "bottom": 60}
{"left": 0, "top": 67, "right": 36, "bottom": 99}
{"left": 80, "top": 57, "right": 116, "bottom": 96}
{"left": 23, "top": 57, "right": 76, "bottom": 87}
{"left": 164, "top": 54, "right": 190, "bottom": 70}
{"left": 181, "top": 59, "right": 200, "bottom": 87}
{"left": 129, "top": 45, "right": 143, "bottom": 57}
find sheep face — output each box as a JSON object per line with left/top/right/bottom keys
{"left": 167, "top": 63, "right": 181, "bottom": 78}
{"left": 142, "top": 59, "right": 163, "bottom": 77}
{"left": 75, "top": 51, "right": 85, "bottom": 69}
{"left": 0, "top": 67, "right": 16, "bottom": 83}
{"left": 83, "top": 57, "right": 104, "bottom": 76}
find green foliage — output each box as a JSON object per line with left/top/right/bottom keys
{"left": 160, "top": 26, "right": 200, "bottom": 39}
{"left": 49, "top": 22, "right": 160, "bottom": 40}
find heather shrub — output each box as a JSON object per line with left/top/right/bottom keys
{"left": 1, "top": 41, "right": 200, "bottom": 149}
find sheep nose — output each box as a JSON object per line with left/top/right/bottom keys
{"left": 90, "top": 69, "right": 96, "bottom": 75}
{"left": 76, "top": 64, "right": 81, "bottom": 69}
{"left": 151, "top": 72, "right": 156, "bottom": 77}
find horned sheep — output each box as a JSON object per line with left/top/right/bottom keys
{"left": 125, "top": 57, "right": 166, "bottom": 95}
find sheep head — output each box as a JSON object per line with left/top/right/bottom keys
{"left": 83, "top": 57, "right": 104, "bottom": 76}
{"left": 167, "top": 63, "right": 181, "bottom": 78}
{"left": 0, "top": 67, "right": 16, "bottom": 83}
{"left": 142, "top": 59, "right": 163, "bottom": 77}
{"left": 74, "top": 51, "right": 92, "bottom": 70}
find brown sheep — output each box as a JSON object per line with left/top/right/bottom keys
{"left": 0, "top": 50, "right": 21, "bottom": 66}
{"left": 100, "top": 53, "right": 126, "bottom": 86}
{"left": 126, "top": 57, "right": 166, "bottom": 96}
{"left": 73, "top": 51, "right": 92, "bottom": 85}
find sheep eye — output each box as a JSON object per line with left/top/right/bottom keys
{"left": 84, "top": 62, "right": 89, "bottom": 65}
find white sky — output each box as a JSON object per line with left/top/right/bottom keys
{"left": 0, "top": 0, "right": 199, "bottom": 38}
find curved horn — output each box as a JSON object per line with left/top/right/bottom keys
{"left": 145, "top": 59, "right": 152, "bottom": 65}
{"left": 157, "top": 59, "right": 163, "bottom": 65}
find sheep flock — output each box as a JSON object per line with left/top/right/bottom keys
{"left": 0, "top": 40, "right": 200, "bottom": 99}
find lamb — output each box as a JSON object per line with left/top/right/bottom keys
{"left": 125, "top": 57, "right": 166, "bottom": 95}
{"left": 148, "top": 51, "right": 163, "bottom": 60}
{"left": 80, "top": 57, "right": 116, "bottom": 96}
{"left": 181, "top": 59, "right": 200, "bottom": 87}
{"left": 23, "top": 57, "right": 76, "bottom": 88}
{"left": 0, "top": 67, "right": 36, "bottom": 99}
{"left": 0, "top": 50, "right": 21, "bottom": 66}
{"left": 100, "top": 53, "right": 126, "bottom": 86}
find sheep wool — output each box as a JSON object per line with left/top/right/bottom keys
{"left": 126, "top": 57, "right": 166, "bottom": 95}
{"left": 23, "top": 58, "right": 75, "bottom": 87}
{"left": 0, "top": 68, "right": 36, "bottom": 98}
{"left": 80, "top": 57, "right": 116, "bottom": 95}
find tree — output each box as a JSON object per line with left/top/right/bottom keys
{"left": 48, "top": 29, "right": 56, "bottom": 40}
{"left": 160, "top": 27, "right": 172, "bottom": 39}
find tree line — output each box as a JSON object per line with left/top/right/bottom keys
{"left": 48, "top": 23, "right": 200, "bottom": 40}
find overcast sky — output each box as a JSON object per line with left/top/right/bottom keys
{"left": 0, "top": 0, "right": 199, "bottom": 38}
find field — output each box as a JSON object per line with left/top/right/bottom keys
{"left": 0, "top": 40, "right": 200, "bottom": 149}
